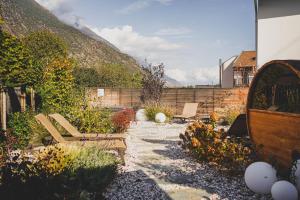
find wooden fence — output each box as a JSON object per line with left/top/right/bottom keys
{"left": 0, "top": 87, "right": 27, "bottom": 130}
{"left": 86, "top": 87, "right": 249, "bottom": 115}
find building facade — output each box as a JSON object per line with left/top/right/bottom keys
{"left": 220, "top": 51, "right": 256, "bottom": 88}
{"left": 255, "top": 0, "right": 300, "bottom": 67}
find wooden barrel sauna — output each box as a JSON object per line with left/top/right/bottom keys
{"left": 247, "top": 60, "right": 300, "bottom": 169}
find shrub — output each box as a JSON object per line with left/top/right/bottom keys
{"left": 144, "top": 102, "right": 174, "bottom": 122}
{"left": 0, "top": 144, "right": 117, "bottom": 199}
{"left": 111, "top": 110, "right": 131, "bottom": 133}
{"left": 7, "top": 111, "right": 33, "bottom": 149}
{"left": 179, "top": 121, "right": 256, "bottom": 173}
{"left": 67, "top": 107, "right": 114, "bottom": 134}
{"left": 122, "top": 108, "right": 135, "bottom": 121}
{"left": 6, "top": 111, "right": 50, "bottom": 149}
{"left": 216, "top": 105, "right": 243, "bottom": 125}
{"left": 68, "top": 146, "right": 117, "bottom": 192}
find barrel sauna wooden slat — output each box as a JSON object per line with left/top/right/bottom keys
{"left": 247, "top": 60, "right": 300, "bottom": 170}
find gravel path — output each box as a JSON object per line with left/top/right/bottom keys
{"left": 104, "top": 121, "right": 269, "bottom": 200}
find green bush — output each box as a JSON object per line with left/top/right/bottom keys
{"left": 69, "top": 146, "right": 117, "bottom": 192}
{"left": 0, "top": 144, "right": 118, "bottom": 199}
{"left": 145, "top": 102, "right": 174, "bottom": 122}
{"left": 7, "top": 111, "right": 33, "bottom": 149}
{"left": 67, "top": 107, "right": 114, "bottom": 134}
{"left": 6, "top": 111, "right": 50, "bottom": 149}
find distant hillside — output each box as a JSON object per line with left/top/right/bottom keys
{"left": 0, "top": 0, "right": 140, "bottom": 72}
{"left": 165, "top": 76, "right": 182, "bottom": 88}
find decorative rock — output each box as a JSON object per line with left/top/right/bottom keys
{"left": 155, "top": 112, "right": 166, "bottom": 123}
{"left": 136, "top": 109, "right": 148, "bottom": 121}
{"left": 271, "top": 180, "right": 298, "bottom": 200}
{"left": 244, "top": 162, "right": 277, "bottom": 194}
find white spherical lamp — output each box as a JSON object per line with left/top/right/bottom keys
{"left": 294, "top": 160, "right": 300, "bottom": 192}
{"left": 244, "top": 162, "right": 277, "bottom": 194}
{"left": 136, "top": 109, "right": 148, "bottom": 121}
{"left": 155, "top": 112, "right": 166, "bottom": 123}
{"left": 271, "top": 181, "right": 298, "bottom": 200}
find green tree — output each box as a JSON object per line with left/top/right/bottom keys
{"left": 38, "top": 58, "right": 74, "bottom": 113}
{"left": 73, "top": 67, "right": 101, "bottom": 87}
{"left": 0, "top": 29, "right": 33, "bottom": 87}
{"left": 98, "top": 64, "right": 142, "bottom": 88}
{"left": 23, "top": 30, "right": 68, "bottom": 86}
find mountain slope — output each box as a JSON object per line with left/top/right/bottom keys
{"left": 0, "top": 0, "right": 139, "bottom": 72}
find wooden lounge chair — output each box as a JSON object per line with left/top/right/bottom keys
{"left": 48, "top": 113, "right": 126, "bottom": 142}
{"left": 35, "top": 114, "right": 126, "bottom": 164}
{"left": 173, "top": 103, "right": 199, "bottom": 122}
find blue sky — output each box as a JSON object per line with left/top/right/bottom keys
{"left": 36, "top": 0, "right": 255, "bottom": 85}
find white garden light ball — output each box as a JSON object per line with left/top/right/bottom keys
{"left": 271, "top": 181, "right": 298, "bottom": 200}
{"left": 136, "top": 109, "right": 148, "bottom": 121}
{"left": 155, "top": 112, "right": 166, "bottom": 123}
{"left": 294, "top": 160, "right": 300, "bottom": 192}
{"left": 244, "top": 162, "right": 277, "bottom": 194}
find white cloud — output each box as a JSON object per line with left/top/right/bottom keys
{"left": 165, "top": 68, "right": 187, "bottom": 82}
{"left": 117, "top": 0, "right": 173, "bottom": 14}
{"left": 35, "top": 0, "right": 81, "bottom": 26}
{"left": 166, "top": 66, "right": 219, "bottom": 85}
{"left": 155, "top": 27, "right": 192, "bottom": 36}
{"left": 35, "top": 0, "right": 73, "bottom": 14}
{"left": 92, "top": 25, "right": 183, "bottom": 61}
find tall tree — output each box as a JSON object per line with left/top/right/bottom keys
{"left": 37, "top": 58, "right": 74, "bottom": 113}
{"left": 23, "top": 30, "right": 68, "bottom": 86}
{"left": 0, "top": 27, "right": 33, "bottom": 87}
{"left": 141, "top": 62, "right": 166, "bottom": 103}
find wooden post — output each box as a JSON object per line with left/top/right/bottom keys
{"left": 193, "top": 88, "right": 196, "bottom": 103}
{"left": 20, "top": 90, "right": 26, "bottom": 112}
{"left": 175, "top": 88, "right": 178, "bottom": 114}
{"left": 30, "top": 87, "right": 35, "bottom": 112}
{"left": 1, "top": 89, "right": 7, "bottom": 131}
{"left": 119, "top": 88, "right": 122, "bottom": 107}
{"left": 130, "top": 88, "right": 133, "bottom": 107}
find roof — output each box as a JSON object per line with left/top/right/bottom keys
{"left": 233, "top": 51, "right": 256, "bottom": 68}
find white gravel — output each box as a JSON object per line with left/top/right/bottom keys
{"left": 103, "top": 121, "right": 271, "bottom": 200}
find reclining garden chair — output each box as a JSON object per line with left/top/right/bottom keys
{"left": 173, "top": 103, "right": 199, "bottom": 122}
{"left": 35, "top": 114, "right": 126, "bottom": 164}
{"left": 49, "top": 113, "right": 126, "bottom": 143}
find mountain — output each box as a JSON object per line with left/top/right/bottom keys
{"left": 0, "top": 0, "right": 140, "bottom": 72}
{"left": 165, "top": 76, "right": 182, "bottom": 88}
{"left": 76, "top": 25, "right": 120, "bottom": 52}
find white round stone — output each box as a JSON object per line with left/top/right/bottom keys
{"left": 136, "top": 109, "right": 148, "bottom": 121}
{"left": 271, "top": 181, "right": 298, "bottom": 200}
{"left": 155, "top": 112, "right": 166, "bottom": 123}
{"left": 293, "top": 160, "right": 300, "bottom": 192}
{"left": 244, "top": 162, "right": 277, "bottom": 194}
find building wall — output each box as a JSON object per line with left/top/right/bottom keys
{"left": 221, "top": 56, "right": 237, "bottom": 88}
{"left": 257, "top": 0, "right": 300, "bottom": 67}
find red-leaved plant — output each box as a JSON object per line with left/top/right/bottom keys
{"left": 122, "top": 108, "right": 135, "bottom": 121}
{"left": 111, "top": 111, "right": 131, "bottom": 133}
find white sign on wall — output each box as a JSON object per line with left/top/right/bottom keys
{"left": 97, "top": 89, "right": 105, "bottom": 97}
